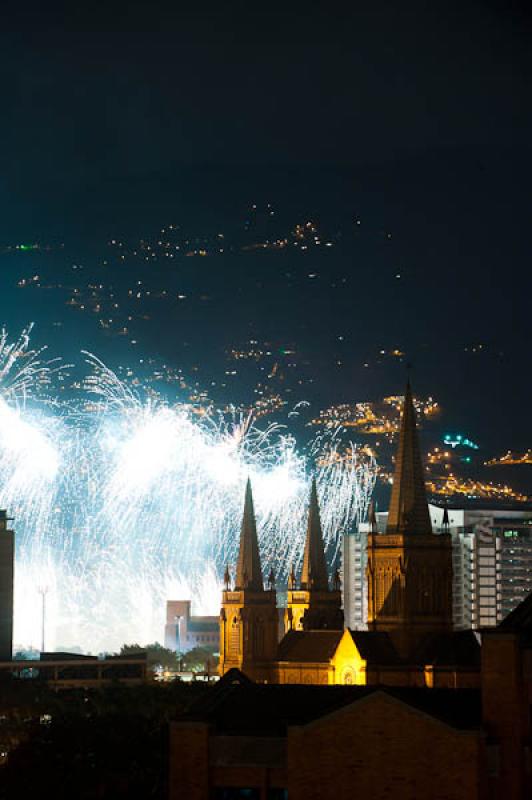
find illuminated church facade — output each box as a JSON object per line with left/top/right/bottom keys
{"left": 219, "top": 383, "right": 480, "bottom": 689}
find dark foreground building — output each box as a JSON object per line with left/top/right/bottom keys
{"left": 0, "top": 510, "right": 14, "bottom": 661}
{"left": 170, "top": 591, "right": 532, "bottom": 799}
{"left": 171, "top": 670, "right": 481, "bottom": 800}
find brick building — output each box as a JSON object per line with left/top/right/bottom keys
{"left": 170, "top": 669, "right": 482, "bottom": 800}
{"left": 165, "top": 600, "right": 219, "bottom": 653}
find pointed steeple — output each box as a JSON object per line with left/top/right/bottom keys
{"left": 223, "top": 565, "right": 231, "bottom": 590}
{"left": 442, "top": 505, "right": 450, "bottom": 532}
{"left": 386, "top": 381, "right": 432, "bottom": 535}
{"left": 235, "top": 479, "right": 264, "bottom": 591}
{"left": 268, "top": 567, "right": 276, "bottom": 590}
{"left": 300, "top": 478, "right": 329, "bottom": 591}
{"left": 367, "top": 499, "right": 378, "bottom": 532}
{"left": 288, "top": 563, "right": 296, "bottom": 590}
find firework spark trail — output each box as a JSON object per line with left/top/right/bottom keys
{"left": 0, "top": 330, "right": 377, "bottom": 654}
{"left": 0, "top": 323, "right": 64, "bottom": 401}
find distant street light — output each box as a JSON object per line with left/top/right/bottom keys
{"left": 174, "top": 614, "right": 183, "bottom": 654}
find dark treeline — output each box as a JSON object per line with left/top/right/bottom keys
{"left": 0, "top": 677, "right": 208, "bottom": 799}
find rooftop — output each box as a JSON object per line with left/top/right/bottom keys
{"left": 277, "top": 630, "right": 343, "bottom": 663}
{"left": 178, "top": 669, "right": 482, "bottom": 735}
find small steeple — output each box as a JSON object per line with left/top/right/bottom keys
{"left": 268, "top": 567, "right": 276, "bottom": 591}
{"left": 442, "top": 504, "right": 450, "bottom": 532}
{"left": 367, "top": 499, "right": 378, "bottom": 533}
{"left": 288, "top": 563, "right": 296, "bottom": 590}
{"left": 235, "top": 479, "right": 264, "bottom": 591}
{"left": 224, "top": 564, "right": 231, "bottom": 590}
{"left": 386, "top": 381, "right": 432, "bottom": 536}
{"left": 300, "top": 478, "right": 329, "bottom": 591}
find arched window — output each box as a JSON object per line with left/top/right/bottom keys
{"left": 343, "top": 667, "right": 355, "bottom": 685}
{"left": 230, "top": 615, "right": 239, "bottom": 655}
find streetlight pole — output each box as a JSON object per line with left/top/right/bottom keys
{"left": 38, "top": 586, "right": 49, "bottom": 653}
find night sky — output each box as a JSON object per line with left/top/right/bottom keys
{"left": 1, "top": 3, "right": 531, "bottom": 467}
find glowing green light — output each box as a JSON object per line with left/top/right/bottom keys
{"left": 443, "top": 433, "right": 479, "bottom": 451}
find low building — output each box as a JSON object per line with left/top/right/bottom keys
{"left": 0, "top": 652, "right": 148, "bottom": 689}
{"left": 165, "top": 600, "right": 219, "bottom": 653}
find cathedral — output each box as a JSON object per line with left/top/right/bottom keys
{"left": 219, "top": 382, "right": 480, "bottom": 688}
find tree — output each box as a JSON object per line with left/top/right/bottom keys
{"left": 13, "top": 648, "right": 40, "bottom": 660}
{"left": 119, "top": 643, "right": 179, "bottom": 673}
{"left": 181, "top": 646, "right": 219, "bottom": 674}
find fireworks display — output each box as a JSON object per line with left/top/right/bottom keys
{"left": 0, "top": 328, "right": 376, "bottom": 654}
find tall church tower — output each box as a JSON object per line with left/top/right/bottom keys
{"left": 284, "top": 479, "right": 343, "bottom": 633}
{"left": 366, "top": 382, "right": 452, "bottom": 656}
{"left": 219, "top": 480, "right": 278, "bottom": 681}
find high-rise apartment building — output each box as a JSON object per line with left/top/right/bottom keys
{"left": 342, "top": 503, "right": 532, "bottom": 630}
{"left": 341, "top": 526, "right": 367, "bottom": 630}
{"left": 431, "top": 505, "right": 532, "bottom": 626}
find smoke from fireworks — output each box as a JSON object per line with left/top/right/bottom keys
{"left": 0, "top": 328, "right": 376, "bottom": 653}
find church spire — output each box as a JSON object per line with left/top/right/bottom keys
{"left": 235, "top": 479, "right": 264, "bottom": 591}
{"left": 300, "top": 478, "right": 329, "bottom": 591}
{"left": 386, "top": 381, "right": 432, "bottom": 535}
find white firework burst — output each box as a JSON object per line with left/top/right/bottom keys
{"left": 0, "top": 329, "right": 376, "bottom": 653}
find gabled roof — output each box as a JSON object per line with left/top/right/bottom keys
{"left": 349, "top": 630, "right": 402, "bottom": 665}
{"left": 386, "top": 381, "right": 432, "bottom": 536}
{"left": 300, "top": 478, "right": 329, "bottom": 591}
{"left": 181, "top": 668, "right": 254, "bottom": 719}
{"left": 235, "top": 479, "right": 264, "bottom": 591}
{"left": 178, "top": 674, "right": 482, "bottom": 735}
{"left": 277, "top": 630, "right": 343, "bottom": 663}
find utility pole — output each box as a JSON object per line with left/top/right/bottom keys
{"left": 174, "top": 614, "right": 183, "bottom": 659}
